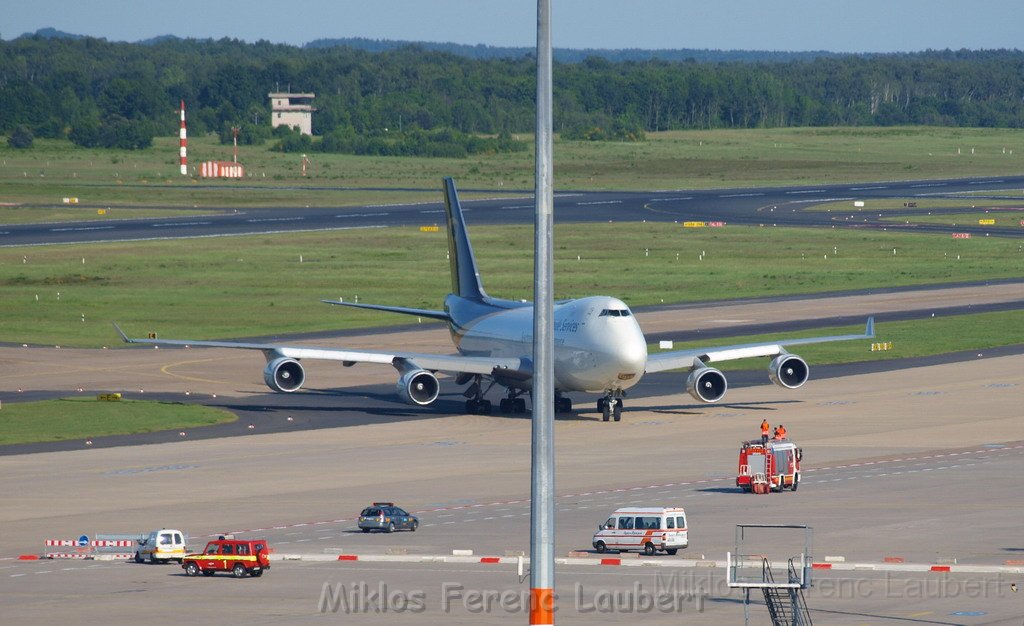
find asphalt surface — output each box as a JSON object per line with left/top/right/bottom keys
{"left": 3, "top": 175, "right": 1023, "bottom": 247}
{"left": 2, "top": 178, "right": 1023, "bottom": 624}
{"left": 3, "top": 352, "right": 1022, "bottom": 624}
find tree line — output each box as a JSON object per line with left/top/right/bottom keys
{"left": 1, "top": 35, "right": 1022, "bottom": 153}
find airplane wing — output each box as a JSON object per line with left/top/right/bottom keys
{"left": 319, "top": 299, "right": 450, "bottom": 321}
{"left": 112, "top": 323, "right": 526, "bottom": 377}
{"left": 645, "top": 317, "right": 874, "bottom": 373}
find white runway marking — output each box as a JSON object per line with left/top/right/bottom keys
{"left": 247, "top": 217, "right": 304, "bottom": 223}
{"left": 50, "top": 225, "right": 115, "bottom": 232}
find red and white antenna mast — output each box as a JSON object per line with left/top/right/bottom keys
{"left": 179, "top": 100, "right": 188, "bottom": 176}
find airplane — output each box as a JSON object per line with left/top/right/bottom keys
{"left": 116, "top": 177, "right": 874, "bottom": 422}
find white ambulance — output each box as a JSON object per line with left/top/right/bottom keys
{"left": 592, "top": 507, "right": 688, "bottom": 556}
{"left": 134, "top": 529, "right": 188, "bottom": 564}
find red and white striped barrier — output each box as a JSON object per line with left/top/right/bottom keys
{"left": 43, "top": 538, "right": 133, "bottom": 559}
{"left": 262, "top": 553, "right": 1024, "bottom": 575}
{"left": 200, "top": 161, "right": 244, "bottom": 178}
{"left": 91, "top": 540, "right": 133, "bottom": 548}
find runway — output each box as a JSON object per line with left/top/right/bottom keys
{"left": 3, "top": 175, "right": 1023, "bottom": 247}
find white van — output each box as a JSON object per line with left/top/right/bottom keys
{"left": 592, "top": 507, "right": 688, "bottom": 556}
{"left": 134, "top": 529, "right": 187, "bottom": 564}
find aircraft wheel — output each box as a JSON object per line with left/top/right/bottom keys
{"left": 613, "top": 403, "right": 622, "bottom": 422}
{"left": 601, "top": 405, "right": 611, "bottom": 422}
{"left": 499, "top": 398, "right": 512, "bottom": 413}
{"left": 514, "top": 398, "right": 527, "bottom": 413}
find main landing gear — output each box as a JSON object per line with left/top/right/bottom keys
{"left": 463, "top": 376, "right": 492, "bottom": 415}
{"left": 499, "top": 390, "right": 528, "bottom": 414}
{"left": 597, "top": 393, "right": 623, "bottom": 422}
{"left": 462, "top": 376, "right": 576, "bottom": 416}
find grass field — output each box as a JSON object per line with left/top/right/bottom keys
{"left": 2, "top": 127, "right": 1024, "bottom": 214}
{"left": 0, "top": 397, "right": 237, "bottom": 445}
{"left": 2, "top": 221, "right": 1021, "bottom": 347}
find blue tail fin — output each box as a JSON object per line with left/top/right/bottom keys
{"left": 443, "top": 178, "right": 487, "bottom": 301}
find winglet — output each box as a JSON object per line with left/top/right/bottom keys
{"left": 112, "top": 322, "right": 132, "bottom": 343}
{"left": 865, "top": 316, "right": 875, "bottom": 338}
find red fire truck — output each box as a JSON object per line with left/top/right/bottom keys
{"left": 736, "top": 439, "right": 802, "bottom": 494}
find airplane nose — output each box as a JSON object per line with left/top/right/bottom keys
{"left": 614, "top": 333, "right": 648, "bottom": 379}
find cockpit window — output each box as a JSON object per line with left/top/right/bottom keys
{"left": 599, "top": 309, "right": 632, "bottom": 317}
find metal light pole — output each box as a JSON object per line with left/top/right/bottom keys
{"left": 529, "top": 0, "right": 555, "bottom": 624}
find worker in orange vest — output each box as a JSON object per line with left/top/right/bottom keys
{"left": 774, "top": 424, "right": 787, "bottom": 440}
{"left": 760, "top": 419, "right": 771, "bottom": 445}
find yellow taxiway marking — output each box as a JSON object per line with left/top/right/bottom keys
{"left": 907, "top": 612, "right": 933, "bottom": 618}
{"left": 160, "top": 357, "right": 232, "bottom": 384}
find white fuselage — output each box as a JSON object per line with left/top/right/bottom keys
{"left": 453, "top": 295, "right": 648, "bottom": 393}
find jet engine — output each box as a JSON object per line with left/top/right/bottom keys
{"left": 263, "top": 357, "right": 305, "bottom": 392}
{"left": 396, "top": 368, "right": 440, "bottom": 406}
{"left": 686, "top": 366, "right": 728, "bottom": 403}
{"left": 768, "top": 354, "right": 809, "bottom": 389}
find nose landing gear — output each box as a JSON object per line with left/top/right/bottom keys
{"left": 597, "top": 393, "right": 623, "bottom": 422}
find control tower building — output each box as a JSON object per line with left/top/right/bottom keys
{"left": 269, "top": 92, "right": 315, "bottom": 135}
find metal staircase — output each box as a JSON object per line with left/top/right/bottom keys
{"left": 761, "top": 558, "right": 813, "bottom": 626}
{"left": 726, "top": 524, "right": 815, "bottom": 626}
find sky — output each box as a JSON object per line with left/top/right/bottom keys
{"left": 4, "top": 0, "right": 1023, "bottom": 53}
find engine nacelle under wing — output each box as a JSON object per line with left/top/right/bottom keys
{"left": 768, "top": 354, "right": 809, "bottom": 389}
{"left": 263, "top": 357, "right": 305, "bottom": 392}
{"left": 686, "top": 366, "right": 728, "bottom": 403}
{"left": 396, "top": 368, "right": 440, "bottom": 406}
